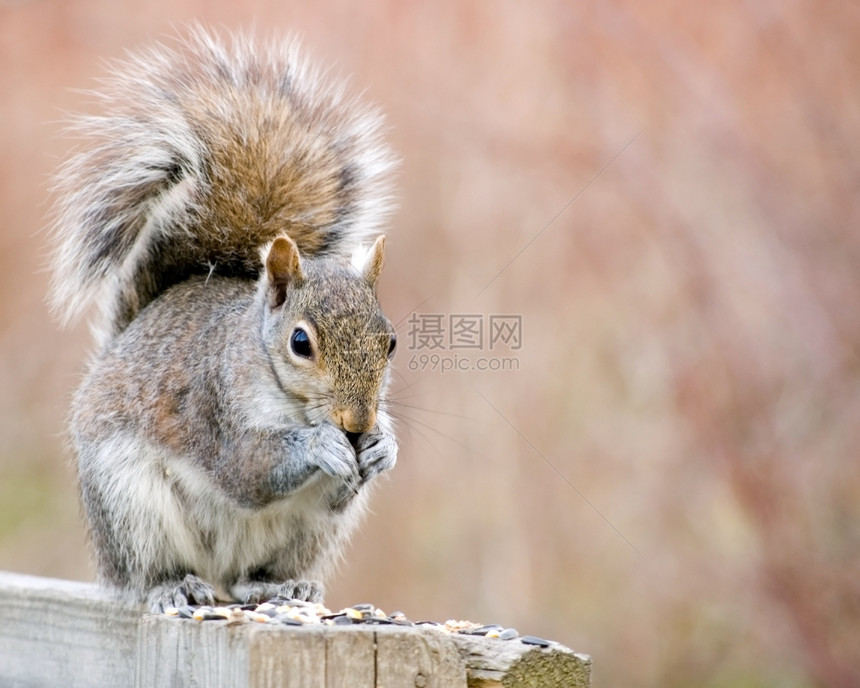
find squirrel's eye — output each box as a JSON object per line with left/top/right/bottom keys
{"left": 387, "top": 333, "right": 397, "bottom": 358}
{"left": 290, "top": 328, "right": 313, "bottom": 359}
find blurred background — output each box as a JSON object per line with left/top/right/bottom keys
{"left": 1, "top": 1, "right": 858, "bottom": 686}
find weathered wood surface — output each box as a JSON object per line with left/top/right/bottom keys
{"left": 0, "top": 571, "right": 590, "bottom": 687}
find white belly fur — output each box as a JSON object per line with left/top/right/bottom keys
{"left": 91, "top": 432, "right": 365, "bottom": 591}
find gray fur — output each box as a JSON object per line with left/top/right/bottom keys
{"left": 50, "top": 26, "right": 396, "bottom": 344}
{"left": 53, "top": 29, "right": 398, "bottom": 612}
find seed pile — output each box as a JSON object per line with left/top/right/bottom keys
{"left": 162, "top": 599, "right": 553, "bottom": 648}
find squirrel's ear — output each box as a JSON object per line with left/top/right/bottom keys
{"left": 265, "top": 236, "right": 304, "bottom": 308}
{"left": 362, "top": 235, "right": 386, "bottom": 289}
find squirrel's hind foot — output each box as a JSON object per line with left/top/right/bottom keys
{"left": 146, "top": 573, "right": 217, "bottom": 613}
{"left": 231, "top": 579, "right": 324, "bottom": 605}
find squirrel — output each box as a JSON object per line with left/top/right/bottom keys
{"left": 48, "top": 28, "right": 399, "bottom": 612}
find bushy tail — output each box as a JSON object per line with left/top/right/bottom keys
{"left": 49, "top": 26, "right": 396, "bottom": 341}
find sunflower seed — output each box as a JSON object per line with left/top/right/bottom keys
{"left": 520, "top": 635, "right": 552, "bottom": 647}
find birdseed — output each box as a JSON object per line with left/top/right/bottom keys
{"left": 160, "top": 599, "right": 556, "bottom": 648}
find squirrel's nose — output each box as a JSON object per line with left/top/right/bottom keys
{"left": 332, "top": 407, "right": 376, "bottom": 435}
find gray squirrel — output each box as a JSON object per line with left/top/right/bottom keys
{"left": 49, "top": 28, "right": 399, "bottom": 612}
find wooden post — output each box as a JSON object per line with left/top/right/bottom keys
{"left": 0, "top": 571, "right": 591, "bottom": 687}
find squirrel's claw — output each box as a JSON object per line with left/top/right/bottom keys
{"left": 146, "top": 573, "right": 216, "bottom": 613}
{"left": 309, "top": 422, "right": 361, "bottom": 485}
{"left": 355, "top": 428, "right": 398, "bottom": 483}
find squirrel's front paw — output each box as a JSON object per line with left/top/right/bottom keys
{"left": 355, "top": 428, "right": 398, "bottom": 483}
{"left": 309, "top": 422, "right": 360, "bottom": 489}
{"left": 146, "top": 573, "right": 216, "bottom": 613}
